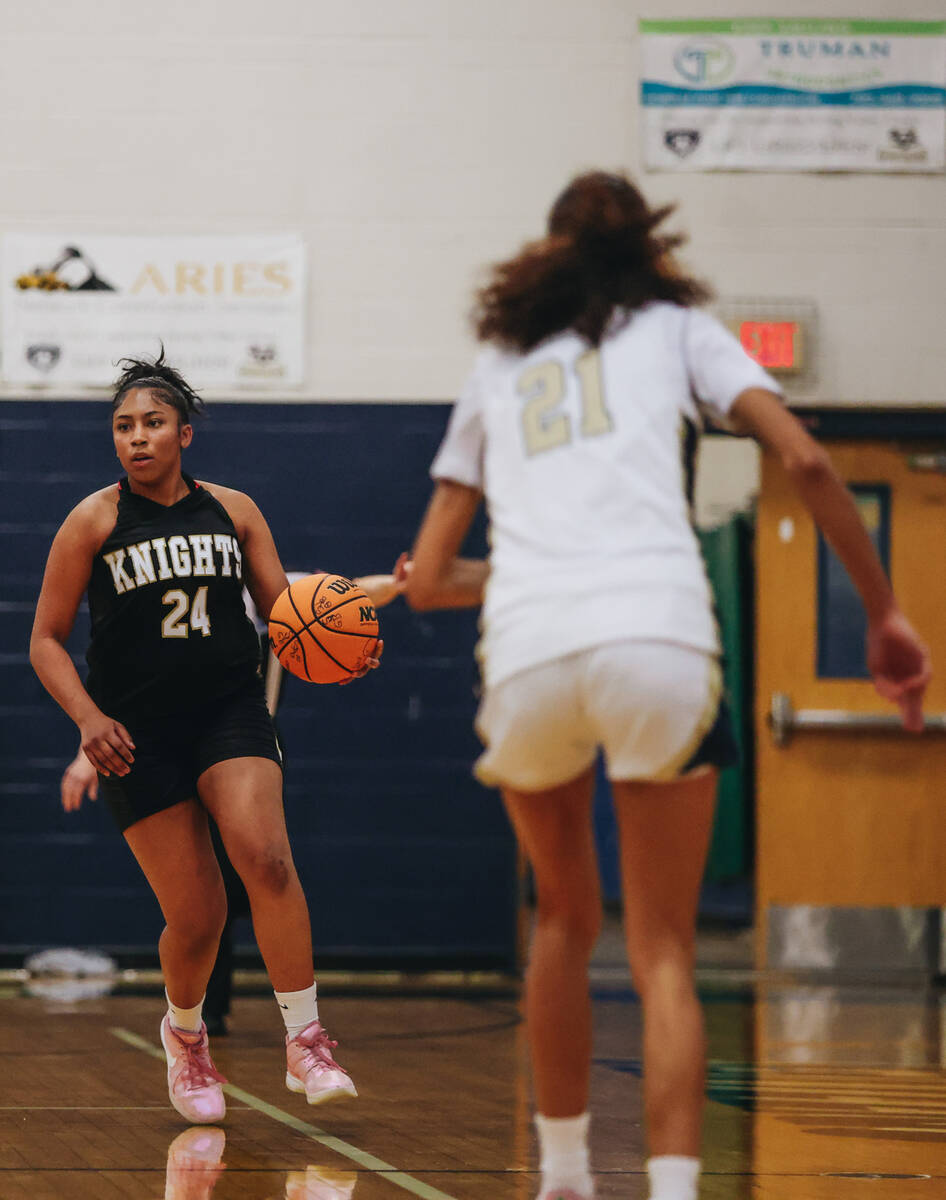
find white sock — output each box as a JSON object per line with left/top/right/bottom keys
{"left": 275, "top": 982, "right": 319, "bottom": 1038}
{"left": 535, "top": 1111, "right": 593, "bottom": 1198}
{"left": 165, "top": 989, "right": 204, "bottom": 1034}
{"left": 647, "top": 1155, "right": 700, "bottom": 1200}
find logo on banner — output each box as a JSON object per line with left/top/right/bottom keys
{"left": 15, "top": 245, "right": 116, "bottom": 292}
{"left": 665, "top": 129, "right": 701, "bottom": 158}
{"left": 673, "top": 38, "right": 735, "bottom": 85}
{"left": 878, "top": 127, "right": 927, "bottom": 163}
{"left": 238, "top": 344, "right": 286, "bottom": 379}
{"left": 889, "top": 128, "right": 918, "bottom": 150}
{"left": 25, "top": 344, "right": 62, "bottom": 372}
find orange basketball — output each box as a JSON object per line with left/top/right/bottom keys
{"left": 268, "top": 573, "right": 379, "bottom": 684}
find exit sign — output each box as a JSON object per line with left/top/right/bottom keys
{"left": 718, "top": 300, "right": 816, "bottom": 386}
{"left": 731, "top": 319, "right": 803, "bottom": 373}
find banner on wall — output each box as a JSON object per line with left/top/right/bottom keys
{"left": 640, "top": 19, "right": 946, "bottom": 172}
{"left": 0, "top": 233, "right": 306, "bottom": 387}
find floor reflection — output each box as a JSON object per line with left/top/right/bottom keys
{"left": 165, "top": 1127, "right": 226, "bottom": 1200}
{"left": 284, "top": 1165, "right": 358, "bottom": 1199}
{"left": 751, "top": 983, "right": 946, "bottom": 1197}
{"left": 163, "top": 1126, "right": 359, "bottom": 1200}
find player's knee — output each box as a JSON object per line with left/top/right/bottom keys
{"left": 167, "top": 899, "right": 226, "bottom": 951}
{"left": 630, "top": 942, "right": 695, "bottom": 1002}
{"left": 243, "top": 847, "right": 294, "bottom": 896}
{"left": 535, "top": 890, "right": 602, "bottom": 954}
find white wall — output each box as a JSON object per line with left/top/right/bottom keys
{"left": 1, "top": 1, "right": 944, "bottom": 516}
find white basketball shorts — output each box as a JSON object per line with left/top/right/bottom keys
{"left": 474, "top": 639, "right": 731, "bottom": 793}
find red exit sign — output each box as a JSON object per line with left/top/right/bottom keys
{"left": 734, "top": 320, "right": 803, "bottom": 373}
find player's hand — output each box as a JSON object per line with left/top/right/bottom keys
{"left": 355, "top": 573, "right": 405, "bottom": 609}
{"left": 61, "top": 751, "right": 99, "bottom": 813}
{"left": 79, "top": 713, "right": 136, "bottom": 777}
{"left": 866, "top": 607, "right": 931, "bottom": 733}
{"left": 393, "top": 552, "right": 412, "bottom": 587}
{"left": 340, "top": 638, "right": 384, "bottom": 684}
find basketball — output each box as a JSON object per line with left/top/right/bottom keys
{"left": 268, "top": 573, "right": 380, "bottom": 684}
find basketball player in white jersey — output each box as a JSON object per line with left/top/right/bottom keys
{"left": 401, "top": 172, "right": 930, "bottom": 1200}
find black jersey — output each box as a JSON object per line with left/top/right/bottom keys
{"left": 85, "top": 475, "right": 263, "bottom": 720}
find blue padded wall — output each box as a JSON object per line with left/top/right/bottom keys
{"left": 0, "top": 401, "right": 518, "bottom": 968}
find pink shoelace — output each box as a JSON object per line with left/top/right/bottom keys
{"left": 295, "top": 1025, "right": 348, "bottom": 1076}
{"left": 176, "top": 1034, "right": 228, "bottom": 1091}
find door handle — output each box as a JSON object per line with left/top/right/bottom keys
{"left": 907, "top": 452, "right": 946, "bottom": 473}
{"left": 770, "top": 691, "right": 946, "bottom": 747}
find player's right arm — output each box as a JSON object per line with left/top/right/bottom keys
{"left": 730, "top": 386, "right": 931, "bottom": 731}
{"left": 405, "top": 352, "right": 491, "bottom": 611}
{"left": 405, "top": 479, "right": 489, "bottom": 610}
{"left": 29, "top": 494, "right": 136, "bottom": 777}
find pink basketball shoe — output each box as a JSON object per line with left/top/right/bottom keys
{"left": 286, "top": 1020, "right": 357, "bottom": 1105}
{"left": 160, "top": 1015, "right": 228, "bottom": 1124}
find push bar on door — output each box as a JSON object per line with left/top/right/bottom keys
{"left": 769, "top": 692, "right": 946, "bottom": 747}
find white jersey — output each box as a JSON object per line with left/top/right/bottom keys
{"left": 430, "top": 302, "right": 780, "bottom": 689}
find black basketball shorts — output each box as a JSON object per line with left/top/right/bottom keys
{"left": 98, "top": 683, "right": 283, "bottom": 833}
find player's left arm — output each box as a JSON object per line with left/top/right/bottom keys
{"left": 239, "top": 506, "right": 291, "bottom": 623}
{"left": 206, "top": 485, "right": 290, "bottom": 622}
{"left": 405, "top": 479, "right": 488, "bottom": 611}
{"left": 210, "top": 483, "right": 404, "bottom": 615}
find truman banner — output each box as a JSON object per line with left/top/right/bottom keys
{"left": 641, "top": 19, "right": 946, "bottom": 172}
{"left": 0, "top": 233, "right": 306, "bottom": 388}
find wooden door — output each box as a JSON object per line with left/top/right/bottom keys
{"left": 755, "top": 440, "right": 946, "bottom": 962}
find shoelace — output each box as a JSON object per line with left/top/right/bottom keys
{"left": 296, "top": 1027, "right": 347, "bottom": 1076}
{"left": 177, "top": 1036, "right": 227, "bottom": 1091}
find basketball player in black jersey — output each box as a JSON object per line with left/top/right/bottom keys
{"left": 30, "top": 352, "right": 403, "bottom": 1125}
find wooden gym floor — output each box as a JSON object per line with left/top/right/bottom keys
{"left": 3, "top": 930, "right": 946, "bottom": 1198}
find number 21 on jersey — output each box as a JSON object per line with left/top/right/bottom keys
{"left": 517, "top": 349, "right": 614, "bottom": 457}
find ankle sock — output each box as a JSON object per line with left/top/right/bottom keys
{"left": 165, "top": 989, "right": 204, "bottom": 1034}
{"left": 646, "top": 1155, "right": 700, "bottom": 1200}
{"left": 535, "top": 1111, "right": 593, "bottom": 1198}
{"left": 275, "top": 982, "right": 319, "bottom": 1038}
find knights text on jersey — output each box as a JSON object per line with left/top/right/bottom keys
{"left": 85, "top": 475, "right": 263, "bottom": 719}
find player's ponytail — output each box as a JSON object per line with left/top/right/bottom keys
{"left": 111, "top": 347, "right": 206, "bottom": 423}
{"left": 473, "top": 171, "right": 711, "bottom": 352}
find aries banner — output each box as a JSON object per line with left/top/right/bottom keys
{"left": 1, "top": 234, "right": 306, "bottom": 387}
{"left": 641, "top": 19, "right": 946, "bottom": 172}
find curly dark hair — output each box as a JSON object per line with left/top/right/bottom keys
{"left": 111, "top": 346, "right": 205, "bottom": 423}
{"left": 473, "top": 170, "right": 712, "bottom": 352}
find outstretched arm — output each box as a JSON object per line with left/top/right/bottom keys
{"left": 730, "top": 387, "right": 931, "bottom": 730}
{"left": 353, "top": 573, "right": 406, "bottom": 609}
{"left": 404, "top": 479, "right": 488, "bottom": 611}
